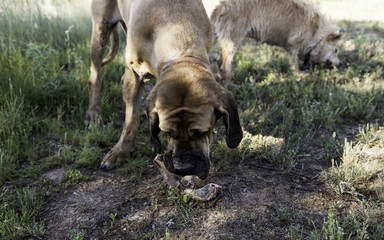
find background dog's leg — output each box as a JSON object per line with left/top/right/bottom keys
{"left": 288, "top": 48, "right": 308, "bottom": 78}
{"left": 289, "top": 50, "right": 300, "bottom": 73}
{"left": 100, "top": 67, "right": 144, "bottom": 169}
{"left": 217, "top": 20, "right": 248, "bottom": 87}
{"left": 219, "top": 37, "right": 244, "bottom": 87}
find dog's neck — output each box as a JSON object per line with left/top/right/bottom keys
{"left": 160, "top": 57, "right": 212, "bottom": 74}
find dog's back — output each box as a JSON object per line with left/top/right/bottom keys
{"left": 212, "top": 0, "right": 322, "bottom": 48}
{"left": 124, "top": 0, "right": 213, "bottom": 75}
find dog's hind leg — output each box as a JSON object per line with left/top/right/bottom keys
{"left": 100, "top": 67, "right": 145, "bottom": 169}
{"left": 86, "top": 22, "right": 119, "bottom": 123}
{"left": 85, "top": 0, "right": 121, "bottom": 123}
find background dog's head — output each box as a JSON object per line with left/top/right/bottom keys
{"left": 303, "top": 31, "right": 343, "bottom": 69}
{"left": 147, "top": 62, "right": 242, "bottom": 179}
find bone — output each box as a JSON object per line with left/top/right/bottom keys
{"left": 153, "top": 154, "right": 221, "bottom": 201}
{"left": 153, "top": 154, "right": 180, "bottom": 188}
{"left": 182, "top": 183, "right": 222, "bottom": 201}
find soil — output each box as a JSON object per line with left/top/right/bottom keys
{"left": 35, "top": 151, "right": 346, "bottom": 240}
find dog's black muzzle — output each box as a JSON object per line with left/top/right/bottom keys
{"left": 162, "top": 150, "right": 210, "bottom": 179}
{"left": 302, "top": 59, "right": 342, "bottom": 71}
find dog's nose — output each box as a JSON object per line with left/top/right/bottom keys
{"left": 324, "top": 60, "right": 333, "bottom": 69}
{"left": 164, "top": 150, "right": 210, "bottom": 179}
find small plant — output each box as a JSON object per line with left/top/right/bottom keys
{"left": 75, "top": 144, "right": 102, "bottom": 168}
{"left": 290, "top": 225, "right": 304, "bottom": 240}
{"left": 109, "top": 212, "right": 117, "bottom": 228}
{"left": 167, "top": 188, "right": 195, "bottom": 225}
{"left": 70, "top": 230, "right": 85, "bottom": 240}
{"left": 357, "top": 123, "right": 379, "bottom": 146}
{"left": 0, "top": 187, "right": 45, "bottom": 239}
{"left": 275, "top": 206, "right": 296, "bottom": 224}
{"left": 322, "top": 132, "right": 343, "bottom": 165}
{"left": 322, "top": 211, "right": 345, "bottom": 240}
{"left": 63, "top": 169, "right": 88, "bottom": 186}
{"left": 160, "top": 227, "right": 172, "bottom": 240}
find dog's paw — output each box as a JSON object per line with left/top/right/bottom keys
{"left": 100, "top": 149, "right": 127, "bottom": 170}
{"left": 85, "top": 107, "right": 102, "bottom": 123}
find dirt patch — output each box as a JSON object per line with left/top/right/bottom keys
{"left": 44, "top": 168, "right": 67, "bottom": 183}
{"left": 37, "top": 156, "right": 340, "bottom": 239}
{"left": 40, "top": 171, "right": 137, "bottom": 239}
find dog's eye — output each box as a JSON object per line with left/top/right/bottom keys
{"left": 190, "top": 129, "right": 209, "bottom": 140}
{"left": 334, "top": 48, "right": 338, "bottom": 54}
{"left": 164, "top": 130, "right": 176, "bottom": 138}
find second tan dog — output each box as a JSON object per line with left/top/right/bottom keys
{"left": 86, "top": 0, "right": 243, "bottom": 178}
{"left": 207, "top": 0, "right": 342, "bottom": 86}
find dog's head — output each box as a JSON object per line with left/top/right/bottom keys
{"left": 147, "top": 60, "right": 242, "bottom": 179}
{"left": 303, "top": 32, "right": 342, "bottom": 69}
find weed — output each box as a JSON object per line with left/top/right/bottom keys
{"left": 74, "top": 193, "right": 88, "bottom": 213}
{"left": 275, "top": 206, "right": 296, "bottom": 224}
{"left": 0, "top": 187, "right": 45, "bottom": 239}
{"left": 118, "top": 154, "right": 150, "bottom": 181}
{"left": 357, "top": 123, "right": 380, "bottom": 146}
{"left": 167, "top": 188, "right": 195, "bottom": 225}
{"left": 63, "top": 169, "right": 88, "bottom": 187}
{"left": 240, "top": 210, "right": 258, "bottom": 222}
{"left": 75, "top": 144, "right": 103, "bottom": 168}
{"left": 109, "top": 212, "right": 117, "bottom": 228}
{"left": 57, "top": 145, "right": 77, "bottom": 165}
{"left": 322, "top": 211, "right": 345, "bottom": 240}
{"left": 160, "top": 227, "right": 172, "bottom": 240}
{"left": 70, "top": 230, "right": 85, "bottom": 240}
{"left": 0, "top": 153, "right": 11, "bottom": 183}
{"left": 326, "top": 138, "right": 384, "bottom": 198}
{"left": 322, "top": 132, "right": 343, "bottom": 165}
{"left": 290, "top": 225, "right": 304, "bottom": 240}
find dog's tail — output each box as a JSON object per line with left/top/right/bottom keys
{"left": 101, "top": 25, "right": 119, "bottom": 67}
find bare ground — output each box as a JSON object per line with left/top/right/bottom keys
{"left": 35, "top": 148, "right": 350, "bottom": 240}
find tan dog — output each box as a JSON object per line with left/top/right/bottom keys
{"left": 85, "top": 0, "right": 243, "bottom": 178}
{"left": 207, "top": 0, "right": 342, "bottom": 86}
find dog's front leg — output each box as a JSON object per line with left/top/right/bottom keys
{"left": 288, "top": 49, "right": 301, "bottom": 73}
{"left": 287, "top": 42, "right": 306, "bottom": 75}
{"left": 100, "top": 67, "right": 144, "bottom": 169}
{"left": 289, "top": 50, "right": 309, "bottom": 78}
{"left": 219, "top": 41, "right": 238, "bottom": 87}
{"left": 218, "top": 27, "right": 246, "bottom": 87}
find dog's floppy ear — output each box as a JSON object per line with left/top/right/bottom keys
{"left": 216, "top": 89, "right": 243, "bottom": 148}
{"left": 148, "top": 108, "right": 162, "bottom": 154}
{"left": 327, "top": 32, "right": 342, "bottom": 42}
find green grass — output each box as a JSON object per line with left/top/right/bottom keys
{"left": 0, "top": 187, "right": 45, "bottom": 239}
{"left": 1, "top": 0, "right": 384, "bottom": 239}
{"left": 0, "top": 2, "right": 127, "bottom": 238}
